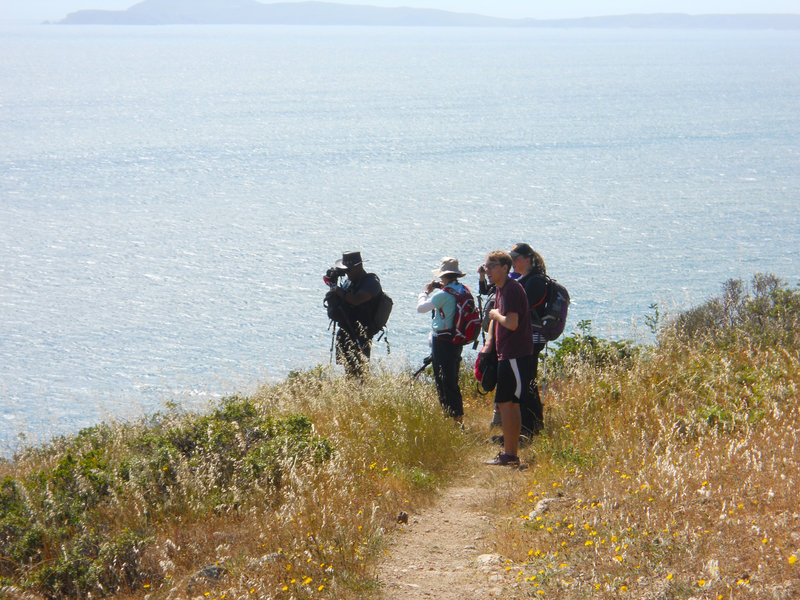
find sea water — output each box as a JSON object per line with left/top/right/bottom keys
{"left": 1, "top": 25, "right": 798, "bottom": 453}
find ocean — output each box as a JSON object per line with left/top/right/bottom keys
{"left": 1, "top": 25, "right": 798, "bottom": 453}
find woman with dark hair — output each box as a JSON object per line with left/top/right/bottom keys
{"left": 509, "top": 243, "right": 547, "bottom": 436}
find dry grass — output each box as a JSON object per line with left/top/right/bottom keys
{"left": 483, "top": 297, "right": 800, "bottom": 598}
{"left": 0, "top": 367, "right": 478, "bottom": 599}
{"left": 2, "top": 275, "right": 797, "bottom": 600}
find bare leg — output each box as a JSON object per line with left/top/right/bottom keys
{"left": 497, "top": 401, "right": 521, "bottom": 457}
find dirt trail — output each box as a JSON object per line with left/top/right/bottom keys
{"left": 376, "top": 458, "right": 523, "bottom": 600}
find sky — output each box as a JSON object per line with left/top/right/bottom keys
{"left": 2, "top": 0, "right": 799, "bottom": 23}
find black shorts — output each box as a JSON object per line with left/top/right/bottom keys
{"left": 494, "top": 355, "right": 533, "bottom": 405}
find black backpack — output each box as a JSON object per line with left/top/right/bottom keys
{"left": 367, "top": 291, "right": 393, "bottom": 338}
{"left": 325, "top": 274, "right": 392, "bottom": 339}
{"left": 530, "top": 275, "right": 570, "bottom": 341}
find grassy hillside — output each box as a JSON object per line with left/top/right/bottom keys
{"left": 1, "top": 273, "right": 798, "bottom": 599}
{"left": 488, "top": 273, "right": 800, "bottom": 599}
{"left": 1, "top": 368, "right": 476, "bottom": 599}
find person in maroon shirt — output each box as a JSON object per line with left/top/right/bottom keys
{"left": 479, "top": 250, "right": 534, "bottom": 467}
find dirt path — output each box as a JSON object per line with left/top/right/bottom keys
{"left": 376, "top": 457, "right": 524, "bottom": 600}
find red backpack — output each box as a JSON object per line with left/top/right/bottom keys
{"left": 439, "top": 285, "right": 481, "bottom": 346}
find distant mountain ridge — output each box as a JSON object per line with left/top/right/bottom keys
{"left": 56, "top": 0, "right": 800, "bottom": 28}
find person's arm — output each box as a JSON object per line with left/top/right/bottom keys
{"left": 417, "top": 280, "right": 442, "bottom": 313}
{"left": 417, "top": 292, "right": 436, "bottom": 313}
{"left": 343, "top": 288, "right": 374, "bottom": 306}
{"left": 482, "top": 319, "right": 496, "bottom": 353}
{"left": 489, "top": 308, "right": 519, "bottom": 331}
{"left": 477, "top": 266, "right": 490, "bottom": 295}
{"left": 337, "top": 275, "right": 379, "bottom": 306}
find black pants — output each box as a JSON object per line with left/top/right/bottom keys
{"left": 522, "top": 342, "right": 546, "bottom": 435}
{"left": 336, "top": 328, "right": 371, "bottom": 378}
{"left": 431, "top": 336, "right": 463, "bottom": 418}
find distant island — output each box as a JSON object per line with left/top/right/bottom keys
{"left": 56, "top": 0, "right": 800, "bottom": 28}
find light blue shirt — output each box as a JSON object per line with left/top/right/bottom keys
{"left": 416, "top": 282, "right": 464, "bottom": 332}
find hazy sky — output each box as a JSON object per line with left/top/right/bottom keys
{"left": 2, "top": 0, "right": 799, "bottom": 23}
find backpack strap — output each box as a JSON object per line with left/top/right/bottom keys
{"left": 529, "top": 274, "right": 550, "bottom": 326}
{"left": 531, "top": 274, "right": 549, "bottom": 308}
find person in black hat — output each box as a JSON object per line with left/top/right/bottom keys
{"left": 330, "top": 251, "right": 383, "bottom": 378}
{"left": 510, "top": 242, "right": 548, "bottom": 435}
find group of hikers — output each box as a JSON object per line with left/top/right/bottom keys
{"left": 324, "top": 244, "right": 558, "bottom": 468}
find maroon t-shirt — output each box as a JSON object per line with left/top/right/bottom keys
{"left": 495, "top": 276, "right": 534, "bottom": 360}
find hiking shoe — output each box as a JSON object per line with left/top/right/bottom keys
{"left": 484, "top": 452, "right": 520, "bottom": 467}
{"left": 489, "top": 410, "right": 502, "bottom": 428}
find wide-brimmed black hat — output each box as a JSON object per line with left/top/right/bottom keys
{"left": 335, "top": 251, "right": 363, "bottom": 270}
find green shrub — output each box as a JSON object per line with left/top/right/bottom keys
{"left": 671, "top": 273, "right": 800, "bottom": 348}
{"left": 0, "top": 395, "right": 334, "bottom": 597}
{"left": 0, "top": 476, "right": 43, "bottom": 567}
{"left": 547, "top": 319, "right": 640, "bottom": 376}
{"left": 27, "top": 528, "right": 152, "bottom": 598}
{"left": 88, "top": 529, "right": 154, "bottom": 592}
